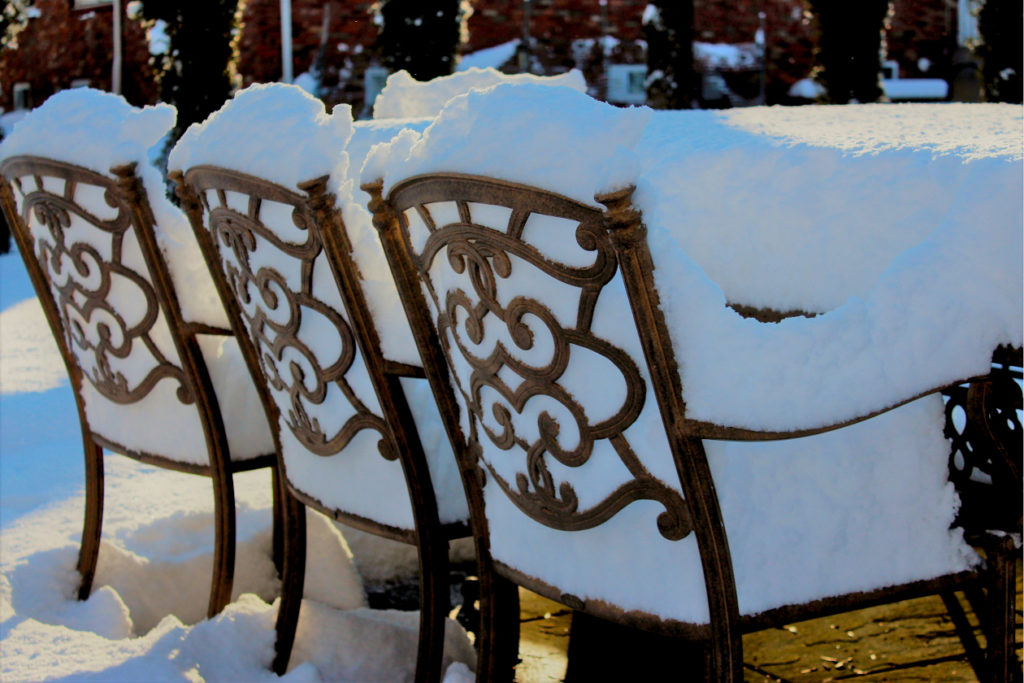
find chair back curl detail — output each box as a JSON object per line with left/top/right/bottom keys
{"left": 181, "top": 167, "right": 395, "bottom": 461}
{"left": 4, "top": 157, "right": 190, "bottom": 405}
{"left": 377, "top": 175, "right": 691, "bottom": 541}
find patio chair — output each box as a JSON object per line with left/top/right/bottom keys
{"left": 364, "top": 173, "right": 1019, "bottom": 682}
{"left": 173, "top": 166, "right": 470, "bottom": 679}
{"left": 0, "top": 155, "right": 280, "bottom": 619}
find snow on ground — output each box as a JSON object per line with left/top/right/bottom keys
{"left": 0, "top": 250, "right": 475, "bottom": 681}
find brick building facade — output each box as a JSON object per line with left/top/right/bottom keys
{"left": 0, "top": 0, "right": 156, "bottom": 112}
{"left": 1, "top": 0, "right": 962, "bottom": 113}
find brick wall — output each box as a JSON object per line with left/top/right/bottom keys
{"left": 2, "top": 0, "right": 960, "bottom": 114}
{"left": 237, "top": 0, "right": 380, "bottom": 110}
{"left": 0, "top": 0, "right": 155, "bottom": 112}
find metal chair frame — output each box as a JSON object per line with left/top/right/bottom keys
{"left": 0, "top": 155, "right": 282, "bottom": 619}
{"left": 174, "top": 166, "right": 469, "bottom": 680}
{"left": 365, "top": 172, "right": 1019, "bottom": 682}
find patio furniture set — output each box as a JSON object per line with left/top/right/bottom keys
{"left": 0, "top": 81, "right": 1019, "bottom": 682}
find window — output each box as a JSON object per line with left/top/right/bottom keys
{"left": 13, "top": 83, "right": 32, "bottom": 111}
{"left": 607, "top": 64, "right": 647, "bottom": 105}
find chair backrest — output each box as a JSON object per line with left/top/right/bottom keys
{"left": 176, "top": 166, "right": 437, "bottom": 531}
{"left": 0, "top": 156, "right": 227, "bottom": 468}
{"left": 368, "top": 173, "right": 699, "bottom": 538}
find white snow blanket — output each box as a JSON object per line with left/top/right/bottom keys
{"left": 364, "top": 83, "right": 1020, "bottom": 621}
{"left": 373, "top": 66, "right": 588, "bottom": 119}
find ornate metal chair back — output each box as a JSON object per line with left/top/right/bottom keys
{"left": 368, "top": 174, "right": 694, "bottom": 542}
{"left": 368, "top": 173, "right": 1021, "bottom": 682}
{"left": 1, "top": 157, "right": 196, "bottom": 415}
{"left": 176, "top": 167, "right": 402, "bottom": 491}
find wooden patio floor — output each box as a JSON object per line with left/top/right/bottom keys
{"left": 513, "top": 558, "right": 1023, "bottom": 682}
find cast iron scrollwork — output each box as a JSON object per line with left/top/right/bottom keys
{"left": 943, "top": 347, "right": 1023, "bottom": 534}
{"left": 406, "top": 186, "right": 691, "bottom": 541}
{"left": 191, "top": 172, "right": 393, "bottom": 460}
{"left": 9, "top": 162, "right": 190, "bottom": 404}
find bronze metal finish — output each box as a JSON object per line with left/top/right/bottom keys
{"left": 0, "top": 156, "right": 280, "bottom": 619}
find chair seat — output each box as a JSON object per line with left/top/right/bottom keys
{"left": 82, "top": 334, "right": 274, "bottom": 466}
{"left": 483, "top": 394, "right": 979, "bottom": 625}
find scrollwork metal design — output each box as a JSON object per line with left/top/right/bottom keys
{"left": 397, "top": 180, "right": 691, "bottom": 541}
{"left": 8, "top": 161, "right": 190, "bottom": 404}
{"left": 187, "top": 170, "right": 393, "bottom": 460}
{"left": 943, "top": 349, "right": 1022, "bottom": 534}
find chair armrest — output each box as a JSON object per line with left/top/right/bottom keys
{"left": 683, "top": 375, "right": 988, "bottom": 442}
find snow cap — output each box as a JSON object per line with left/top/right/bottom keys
{"left": 372, "top": 66, "right": 588, "bottom": 119}
{"left": 0, "top": 88, "right": 174, "bottom": 174}
{"left": 364, "top": 82, "right": 649, "bottom": 204}
{"left": 169, "top": 82, "right": 354, "bottom": 195}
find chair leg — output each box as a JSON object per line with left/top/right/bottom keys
{"left": 272, "top": 491, "right": 307, "bottom": 676}
{"left": 984, "top": 536, "right": 1018, "bottom": 683}
{"left": 207, "top": 467, "right": 237, "bottom": 618}
{"left": 475, "top": 566, "right": 520, "bottom": 683}
{"left": 414, "top": 532, "right": 450, "bottom": 683}
{"left": 76, "top": 438, "right": 104, "bottom": 601}
{"left": 271, "top": 463, "right": 285, "bottom": 577}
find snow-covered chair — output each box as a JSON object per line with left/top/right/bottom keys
{"left": 0, "top": 90, "right": 278, "bottom": 619}
{"left": 169, "top": 84, "right": 470, "bottom": 679}
{"left": 364, "top": 169, "right": 1018, "bottom": 681}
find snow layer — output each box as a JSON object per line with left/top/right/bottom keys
{"left": 372, "top": 67, "right": 587, "bottom": 119}
{"left": 345, "top": 117, "right": 432, "bottom": 365}
{"left": 169, "top": 83, "right": 354, "bottom": 201}
{"left": 0, "top": 297, "right": 65, "bottom": 394}
{"left": 364, "top": 83, "right": 649, "bottom": 201}
{"left": 0, "top": 459, "right": 475, "bottom": 681}
{"left": 637, "top": 104, "right": 1023, "bottom": 429}
{"left": 368, "top": 87, "right": 1021, "bottom": 430}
